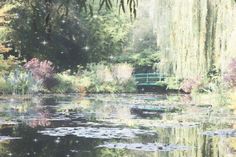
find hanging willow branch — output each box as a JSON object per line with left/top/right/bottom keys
{"left": 4, "top": 0, "right": 138, "bottom": 36}
{"left": 59, "top": 0, "right": 138, "bottom": 16}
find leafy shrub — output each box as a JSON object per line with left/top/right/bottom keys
{"left": 165, "top": 77, "right": 181, "bottom": 90}
{"left": 43, "top": 77, "right": 59, "bottom": 90}
{"left": 85, "top": 63, "right": 136, "bottom": 93}
{"left": 88, "top": 82, "right": 118, "bottom": 93}
{"left": 112, "top": 63, "right": 134, "bottom": 83}
{"left": 0, "top": 55, "right": 43, "bottom": 94}
{"left": 95, "top": 64, "right": 114, "bottom": 83}
{"left": 0, "top": 55, "right": 20, "bottom": 75}
{"left": 4, "top": 67, "right": 42, "bottom": 94}
{"left": 51, "top": 78, "right": 73, "bottom": 94}
{"left": 54, "top": 63, "right": 137, "bottom": 93}
{"left": 51, "top": 72, "right": 77, "bottom": 93}
{"left": 114, "top": 50, "right": 160, "bottom": 72}
{"left": 0, "top": 55, "right": 18, "bottom": 94}
{"left": 223, "top": 58, "right": 236, "bottom": 88}
{"left": 77, "top": 75, "right": 92, "bottom": 93}
{"left": 117, "top": 79, "right": 137, "bottom": 93}
{"left": 24, "top": 58, "right": 55, "bottom": 89}
{"left": 0, "top": 76, "right": 11, "bottom": 94}
{"left": 51, "top": 70, "right": 92, "bottom": 94}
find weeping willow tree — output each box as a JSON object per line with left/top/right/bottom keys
{"left": 154, "top": 0, "right": 236, "bottom": 79}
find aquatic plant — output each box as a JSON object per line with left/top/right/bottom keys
{"left": 97, "top": 143, "right": 189, "bottom": 152}
{"left": 38, "top": 126, "right": 156, "bottom": 139}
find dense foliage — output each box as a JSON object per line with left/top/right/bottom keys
{"left": 24, "top": 58, "right": 54, "bottom": 81}
{"left": 114, "top": 50, "right": 160, "bottom": 72}
{"left": 155, "top": 0, "right": 236, "bottom": 79}
{"left": 0, "top": 2, "right": 131, "bottom": 71}
{"left": 52, "top": 63, "right": 136, "bottom": 93}
{"left": 0, "top": 0, "right": 236, "bottom": 96}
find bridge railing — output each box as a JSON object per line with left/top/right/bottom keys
{"left": 133, "top": 73, "right": 166, "bottom": 86}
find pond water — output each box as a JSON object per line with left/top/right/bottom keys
{"left": 0, "top": 94, "right": 235, "bottom": 157}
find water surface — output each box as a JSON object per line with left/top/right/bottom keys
{"left": 0, "top": 94, "right": 235, "bottom": 157}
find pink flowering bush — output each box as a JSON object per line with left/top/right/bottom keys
{"left": 180, "top": 77, "right": 203, "bottom": 93}
{"left": 223, "top": 58, "right": 236, "bottom": 88}
{"left": 24, "top": 58, "right": 55, "bottom": 88}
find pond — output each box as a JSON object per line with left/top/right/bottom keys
{"left": 0, "top": 94, "right": 235, "bottom": 157}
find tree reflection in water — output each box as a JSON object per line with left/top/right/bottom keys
{"left": 0, "top": 94, "right": 234, "bottom": 157}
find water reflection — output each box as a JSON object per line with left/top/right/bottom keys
{"left": 0, "top": 94, "right": 234, "bottom": 157}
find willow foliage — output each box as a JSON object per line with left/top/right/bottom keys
{"left": 155, "top": 0, "right": 236, "bottom": 79}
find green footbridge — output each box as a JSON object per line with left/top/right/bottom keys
{"left": 133, "top": 73, "right": 167, "bottom": 86}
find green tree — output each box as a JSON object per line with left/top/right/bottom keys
{"left": 0, "top": 0, "right": 133, "bottom": 70}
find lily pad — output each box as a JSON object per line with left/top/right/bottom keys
{"left": 0, "top": 136, "right": 22, "bottom": 142}
{"left": 97, "top": 143, "right": 190, "bottom": 152}
{"left": 130, "top": 105, "right": 180, "bottom": 117}
{"left": 202, "top": 129, "right": 236, "bottom": 137}
{"left": 0, "top": 120, "right": 18, "bottom": 126}
{"left": 38, "top": 127, "right": 156, "bottom": 139}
